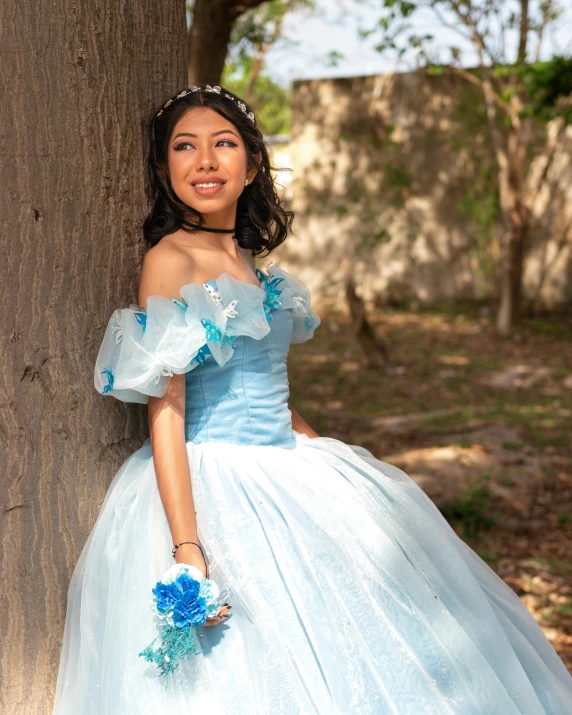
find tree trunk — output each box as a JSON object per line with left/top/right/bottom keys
{"left": 496, "top": 206, "right": 529, "bottom": 335}
{"left": 345, "top": 279, "right": 390, "bottom": 369}
{"left": 188, "top": 0, "right": 236, "bottom": 84}
{"left": 496, "top": 118, "right": 529, "bottom": 336}
{"left": 0, "top": 1, "right": 187, "bottom": 710}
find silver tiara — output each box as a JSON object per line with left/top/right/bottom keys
{"left": 156, "top": 85, "right": 255, "bottom": 124}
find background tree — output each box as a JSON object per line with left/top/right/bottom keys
{"left": 0, "top": 1, "right": 187, "bottom": 710}
{"left": 221, "top": 0, "right": 314, "bottom": 134}
{"left": 187, "top": 0, "right": 315, "bottom": 89}
{"left": 229, "top": 0, "right": 294, "bottom": 104}
{"left": 222, "top": 59, "right": 292, "bottom": 135}
{"left": 364, "top": 0, "right": 572, "bottom": 335}
{"left": 188, "top": 0, "right": 279, "bottom": 85}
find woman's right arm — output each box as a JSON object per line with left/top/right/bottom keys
{"left": 138, "top": 246, "right": 230, "bottom": 625}
{"left": 147, "top": 375, "right": 207, "bottom": 572}
{"left": 138, "top": 246, "right": 207, "bottom": 576}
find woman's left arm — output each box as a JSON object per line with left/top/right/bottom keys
{"left": 289, "top": 403, "right": 320, "bottom": 438}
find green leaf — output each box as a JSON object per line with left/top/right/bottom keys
{"left": 427, "top": 65, "right": 444, "bottom": 76}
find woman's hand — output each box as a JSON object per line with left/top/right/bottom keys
{"left": 175, "top": 543, "right": 231, "bottom": 626}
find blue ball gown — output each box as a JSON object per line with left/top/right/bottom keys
{"left": 53, "top": 261, "right": 572, "bottom": 714}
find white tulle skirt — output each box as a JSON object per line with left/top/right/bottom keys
{"left": 53, "top": 433, "right": 572, "bottom": 714}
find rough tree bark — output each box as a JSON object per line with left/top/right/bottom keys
{"left": 188, "top": 0, "right": 269, "bottom": 84}
{"left": 0, "top": 1, "right": 187, "bottom": 711}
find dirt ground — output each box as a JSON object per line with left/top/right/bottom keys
{"left": 288, "top": 303, "right": 572, "bottom": 672}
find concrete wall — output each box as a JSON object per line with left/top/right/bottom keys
{"left": 273, "top": 71, "right": 572, "bottom": 310}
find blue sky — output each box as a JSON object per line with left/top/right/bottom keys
{"left": 263, "top": 0, "right": 572, "bottom": 87}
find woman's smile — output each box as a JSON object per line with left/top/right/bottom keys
{"left": 190, "top": 174, "right": 227, "bottom": 197}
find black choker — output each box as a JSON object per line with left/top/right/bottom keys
{"left": 183, "top": 219, "right": 236, "bottom": 236}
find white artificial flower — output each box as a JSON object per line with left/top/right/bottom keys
{"left": 204, "top": 283, "right": 222, "bottom": 303}
{"left": 112, "top": 312, "right": 124, "bottom": 343}
{"left": 154, "top": 367, "right": 174, "bottom": 385}
{"left": 162, "top": 562, "right": 204, "bottom": 585}
{"left": 291, "top": 296, "right": 307, "bottom": 314}
{"left": 224, "top": 300, "right": 238, "bottom": 318}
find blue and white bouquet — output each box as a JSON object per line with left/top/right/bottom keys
{"left": 138, "top": 563, "right": 231, "bottom": 683}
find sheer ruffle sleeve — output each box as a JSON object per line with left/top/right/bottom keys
{"left": 93, "top": 278, "right": 270, "bottom": 404}
{"left": 93, "top": 261, "right": 320, "bottom": 404}
{"left": 258, "top": 264, "right": 321, "bottom": 344}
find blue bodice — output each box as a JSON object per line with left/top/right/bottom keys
{"left": 93, "top": 262, "right": 320, "bottom": 448}
{"left": 184, "top": 308, "right": 295, "bottom": 448}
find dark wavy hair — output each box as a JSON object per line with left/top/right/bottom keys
{"left": 143, "top": 85, "right": 294, "bottom": 256}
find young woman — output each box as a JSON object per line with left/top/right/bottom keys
{"left": 53, "top": 84, "right": 572, "bottom": 714}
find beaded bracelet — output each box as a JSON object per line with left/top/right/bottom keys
{"left": 172, "top": 540, "right": 209, "bottom": 579}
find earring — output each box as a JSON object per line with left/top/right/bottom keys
{"left": 245, "top": 179, "right": 249, "bottom": 186}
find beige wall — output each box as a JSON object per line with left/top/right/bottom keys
{"left": 274, "top": 71, "right": 572, "bottom": 310}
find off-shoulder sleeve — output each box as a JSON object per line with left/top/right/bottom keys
{"left": 264, "top": 264, "right": 321, "bottom": 344}
{"left": 93, "top": 279, "right": 270, "bottom": 404}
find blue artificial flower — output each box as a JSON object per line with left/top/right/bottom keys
{"left": 152, "top": 573, "right": 207, "bottom": 628}
{"left": 101, "top": 368, "right": 114, "bottom": 394}
{"left": 151, "top": 571, "right": 207, "bottom": 628}
{"left": 201, "top": 317, "right": 223, "bottom": 342}
{"left": 199, "top": 317, "right": 238, "bottom": 352}
{"left": 134, "top": 309, "right": 147, "bottom": 332}
{"left": 221, "top": 334, "right": 237, "bottom": 348}
{"left": 139, "top": 563, "right": 228, "bottom": 684}
{"left": 190, "top": 344, "right": 212, "bottom": 367}
{"left": 172, "top": 588, "right": 207, "bottom": 629}
{"left": 256, "top": 268, "right": 284, "bottom": 321}
{"left": 171, "top": 296, "right": 188, "bottom": 312}
{"left": 173, "top": 572, "right": 201, "bottom": 599}
{"left": 151, "top": 578, "right": 190, "bottom": 615}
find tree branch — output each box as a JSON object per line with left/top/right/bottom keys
{"left": 420, "top": 1, "right": 475, "bottom": 47}
{"left": 446, "top": 65, "right": 510, "bottom": 115}
{"left": 518, "top": 0, "right": 529, "bottom": 63}
{"left": 232, "top": 0, "right": 273, "bottom": 18}
{"left": 440, "top": 0, "right": 495, "bottom": 65}
{"left": 534, "top": 0, "right": 556, "bottom": 62}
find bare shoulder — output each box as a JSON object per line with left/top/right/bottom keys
{"left": 138, "top": 240, "right": 194, "bottom": 308}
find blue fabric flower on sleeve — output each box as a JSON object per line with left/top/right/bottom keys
{"left": 100, "top": 368, "right": 114, "bottom": 394}
{"left": 256, "top": 268, "right": 284, "bottom": 320}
